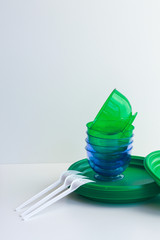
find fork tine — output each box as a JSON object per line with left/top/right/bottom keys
{"left": 20, "top": 174, "right": 87, "bottom": 218}
{"left": 15, "top": 170, "right": 81, "bottom": 212}
{"left": 22, "top": 179, "right": 94, "bottom": 220}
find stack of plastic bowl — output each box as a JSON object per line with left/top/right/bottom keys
{"left": 85, "top": 89, "right": 137, "bottom": 181}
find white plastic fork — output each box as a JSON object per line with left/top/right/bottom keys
{"left": 20, "top": 174, "right": 87, "bottom": 218}
{"left": 22, "top": 178, "right": 94, "bottom": 221}
{"left": 15, "top": 170, "right": 81, "bottom": 212}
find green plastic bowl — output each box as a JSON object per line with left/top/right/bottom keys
{"left": 89, "top": 118, "right": 132, "bottom": 135}
{"left": 86, "top": 134, "right": 133, "bottom": 147}
{"left": 87, "top": 122, "right": 134, "bottom": 139}
{"left": 122, "top": 112, "right": 138, "bottom": 133}
{"left": 90, "top": 89, "right": 133, "bottom": 134}
{"left": 86, "top": 140, "right": 133, "bottom": 153}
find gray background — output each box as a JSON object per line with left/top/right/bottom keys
{"left": 0, "top": 0, "right": 160, "bottom": 163}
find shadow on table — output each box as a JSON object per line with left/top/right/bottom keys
{"left": 65, "top": 192, "right": 160, "bottom": 216}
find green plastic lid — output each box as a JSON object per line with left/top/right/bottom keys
{"left": 144, "top": 150, "right": 160, "bottom": 186}
{"left": 68, "top": 156, "right": 160, "bottom": 203}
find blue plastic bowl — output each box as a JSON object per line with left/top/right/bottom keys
{"left": 86, "top": 146, "right": 132, "bottom": 161}
{"left": 88, "top": 159, "right": 130, "bottom": 177}
{"left": 88, "top": 154, "right": 131, "bottom": 169}
{"left": 86, "top": 140, "right": 133, "bottom": 154}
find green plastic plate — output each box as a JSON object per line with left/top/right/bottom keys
{"left": 68, "top": 156, "right": 160, "bottom": 203}
{"left": 145, "top": 150, "right": 160, "bottom": 186}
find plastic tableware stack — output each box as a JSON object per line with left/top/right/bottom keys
{"left": 86, "top": 123, "right": 134, "bottom": 181}
{"left": 85, "top": 89, "right": 137, "bottom": 181}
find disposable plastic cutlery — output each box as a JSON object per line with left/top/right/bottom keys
{"left": 22, "top": 178, "right": 94, "bottom": 220}
{"left": 15, "top": 170, "right": 81, "bottom": 212}
{"left": 20, "top": 174, "right": 87, "bottom": 218}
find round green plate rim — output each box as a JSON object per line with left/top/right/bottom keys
{"left": 68, "top": 155, "right": 160, "bottom": 203}
{"left": 145, "top": 150, "right": 160, "bottom": 186}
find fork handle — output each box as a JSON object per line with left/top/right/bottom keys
{"left": 16, "top": 179, "right": 61, "bottom": 212}
{"left": 23, "top": 187, "right": 76, "bottom": 220}
{"left": 21, "top": 184, "right": 68, "bottom": 217}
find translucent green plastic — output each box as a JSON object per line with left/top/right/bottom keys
{"left": 144, "top": 151, "right": 160, "bottom": 186}
{"left": 122, "top": 112, "right": 138, "bottom": 133}
{"left": 86, "top": 135, "right": 133, "bottom": 147}
{"left": 87, "top": 122, "right": 134, "bottom": 139}
{"left": 90, "top": 89, "right": 133, "bottom": 134}
{"left": 68, "top": 156, "right": 160, "bottom": 203}
{"left": 90, "top": 119, "right": 132, "bottom": 135}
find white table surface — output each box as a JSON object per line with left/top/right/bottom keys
{"left": 1, "top": 162, "right": 160, "bottom": 240}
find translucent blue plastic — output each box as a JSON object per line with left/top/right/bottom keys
{"left": 86, "top": 140, "right": 133, "bottom": 154}
{"left": 88, "top": 155, "right": 131, "bottom": 169}
{"left": 86, "top": 146, "right": 132, "bottom": 161}
{"left": 86, "top": 144, "right": 132, "bottom": 179}
{"left": 88, "top": 158, "right": 131, "bottom": 177}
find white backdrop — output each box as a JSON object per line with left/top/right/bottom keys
{"left": 0, "top": 0, "right": 160, "bottom": 164}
